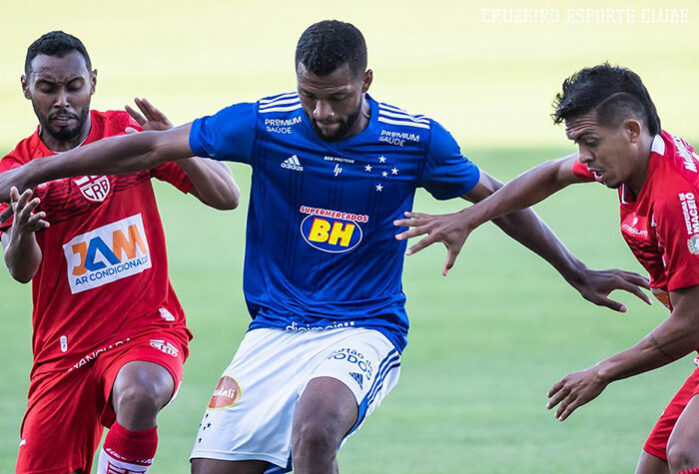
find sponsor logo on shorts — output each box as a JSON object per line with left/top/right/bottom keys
{"left": 60, "top": 335, "right": 68, "bottom": 353}
{"left": 150, "top": 339, "right": 179, "bottom": 357}
{"left": 328, "top": 348, "right": 374, "bottom": 380}
{"left": 299, "top": 206, "right": 368, "bottom": 253}
{"left": 63, "top": 214, "right": 152, "bottom": 294}
{"left": 68, "top": 338, "right": 131, "bottom": 372}
{"left": 349, "top": 371, "right": 364, "bottom": 389}
{"left": 74, "top": 175, "right": 111, "bottom": 202}
{"left": 19, "top": 439, "right": 26, "bottom": 448}
{"left": 208, "top": 376, "right": 242, "bottom": 409}
{"left": 679, "top": 193, "right": 699, "bottom": 235}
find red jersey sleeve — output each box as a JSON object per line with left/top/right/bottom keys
{"left": 571, "top": 158, "right": 596, "bottom": 182}
{"left": 656, "top": 191, "right": 699, "bottom": 292}
{"left": 150, "top": 162, "right": 193, "bottom": 194}
{"left": 0, "top": 156, "right": 23, "bottom": 234}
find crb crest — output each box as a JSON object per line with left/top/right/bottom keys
{"left": 74, "top": 175, "right": 110, "bottom": 202}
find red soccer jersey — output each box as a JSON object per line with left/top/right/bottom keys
{"left": 572, "top": 131, "right": 699, "bottom": 309}
{"left": 0, "top": 110, "right": 193, "bottom": 377}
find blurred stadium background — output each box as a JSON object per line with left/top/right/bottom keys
{"left": 0, "top": 0, "right": 697, "bottom": 472}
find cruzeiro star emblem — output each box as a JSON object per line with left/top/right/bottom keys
{"left": 365, "top": 156, "right": 398, "bottom": 192}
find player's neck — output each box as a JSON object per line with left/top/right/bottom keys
{"left": 345, "top": 97, "right": 371, "bottom": 140}
{"left": 40, "top": 115, "right": 92, "bottom": 153}
{"left": 627, "top": 133, "right": 654, "bottom": 197}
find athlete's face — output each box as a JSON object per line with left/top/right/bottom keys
{"left": 297, "top": 62, "right": 372, "bottom": 142}
{"left": 565, "top": 112, "right": 644, "bottom": 189}
{"left": 22, "top": 52, "right": 96, "bottom": 146}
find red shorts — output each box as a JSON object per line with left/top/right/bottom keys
{"left": 16, "top": 330, "right": 188, "bottom": 474}
{"left": 643, "top": 367, "right": 699, "bottom": 460}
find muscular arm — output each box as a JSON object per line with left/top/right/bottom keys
{"left": 464, "top": 166, "right": 592, "bottom": 297}
{"left": 2, "top": 188, "right": 47, "bottom": 283}
{"left": 175, "top": 157, "right": 240, "bottom": 210}
{"left": 0, "top": 125, "right": 193, "bottom": 201}
{"left": 547, "top": 284, "right": 699, "bottom": 421}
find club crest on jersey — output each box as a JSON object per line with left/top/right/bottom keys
{"left": 688, "top": 235, "right": 699, "bottom": 255}
{"left": 62, "top": 214, "right": 152, "bottom": 294}
{"left": 74, "top": 175, "right": 110, "bottom": 202}
{"left": 208, "top": 376, "right": 242, "bottom": 409}
{"left": 299, "top": 206, "right": 368, "bottom": 253}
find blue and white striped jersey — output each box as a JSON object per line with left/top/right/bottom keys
{"left": 189, "top": 93, "right": 480, "bottom": 351}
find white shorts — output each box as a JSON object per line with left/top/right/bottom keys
{"left": 190, "top": 327, "right": 401, "bottom": 471}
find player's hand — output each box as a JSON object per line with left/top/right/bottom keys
{"left": 394, "top": 209, "right": 476, "bottom": 276}
{"left": 546, "top": 367, "right": 609, "bottom": 421}
{"left": 125, "top": 97, "right": 173, "bottom": 133}
{"left": 572, "top": 268, "right": 652, "bottom": 313}
{"left": 9, "top": 187, "right": 49, "bottom": 236}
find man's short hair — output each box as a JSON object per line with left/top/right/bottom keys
{"left": 553, "top": 63, "right": 661, "bottom": 135}
{"left": 295, "top": 20, "right": 367, "bottom": 78}
{"left": 25, "top": 31, "right": 92, "bottom": 76}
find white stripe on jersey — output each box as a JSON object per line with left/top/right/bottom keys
{"left": 377, "top": 109, "right": 429, "bottom": 124}
{"left": 259, "top": 92, "right": 298, "bottom": 104}
{"left": 377, "top": 117, "right": 430, "bottom": 130}
{"left": 378, "top": 103, "right": 428, "bottom": 121}
{"left": 259, "top": 104, "right": 303, "bottom": 114}
{"left": 259, "top": 97, "right": 301, "bottom": 109}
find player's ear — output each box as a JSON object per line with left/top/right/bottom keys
{"left": 623, "top": 118, "right": 642, "bottom": 144}
{"left": 361, "top": 69, "right": 373, "bottom": 93}
{"left": 90, "top": 69, "right": 98, "bottom": 95}
{"left": 20, "top": 74, "right": 31, "bottom": 100}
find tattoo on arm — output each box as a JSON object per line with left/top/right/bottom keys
{"left": 649, "top": 333, "right": 675, "bottom": 362}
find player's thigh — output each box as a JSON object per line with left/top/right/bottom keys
{"left": 643, "top": 368, "right": 699, "bottom": 462}
{"left": 635, "top": 451, "right": 670, "bottom": 474}
{"left": 292, "top": 376, "right": 358, "bottom": 444}
{"left": 191, "top": 458, "right": 269, "bottom": 474}
{"left": 303, "top": 329, "right": 401, "bottom": 441}
{"left": 667, "top": 394, "right": 699, "bottom": 467}
{"left": 17, "top": 370, "right": 104, "bottom": 474}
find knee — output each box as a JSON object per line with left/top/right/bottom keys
{"left": 114, "top": 380, "right": 170, "bottom": 418}
{"left": 667, "top": 441, "right": 699, "bottom": 471}
{"left": 292, "top": 418, "right": 342, "bottom": 455}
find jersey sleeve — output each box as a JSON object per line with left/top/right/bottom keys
{"left": 189, "top": 102, "right": 257, "bottom": 164}
{"left": 418, "top": 120, "right": 480, "bottom": 200}
{"left": 571, "top": 157, "right": 596, "bottom": 182}
{"left": 0, "top": 156, "right": 22, "bottom": 235}
{"left": 656, "top": 192, "right": 699, "bottom": 292}
{"left": 149, "top": 162, "right": 193, "bottom": 194}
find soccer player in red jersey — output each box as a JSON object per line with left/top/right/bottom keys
{"left": 0, "top": 31, "right": 240, "bottom": 474}
{"left": 395, "top": 63, "right": 699, "bottom": 473}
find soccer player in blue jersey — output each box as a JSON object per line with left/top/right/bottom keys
{"left": 0, "top": 20, "right": 651, "bottom": 474}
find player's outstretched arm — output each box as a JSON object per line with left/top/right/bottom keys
{"left": 2, "top": 187, "right": 48, "bottom": 283}
{"left": 547, "top": 284, "right": 699, "bottom": 421}
{"left": 0, "top": 125, "right": 193, "bottom": 202}
{"left": 125, "top": 98, "right": 240, "bottom": 210}
{"left": 395, "top": 155, "right": 581, "bottom": 274}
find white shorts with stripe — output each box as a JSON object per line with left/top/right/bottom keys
{"left": 190, "top": 327, "right": 401, "bottom": 471}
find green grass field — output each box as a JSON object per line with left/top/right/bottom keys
{"left": 1, "top": 0, "right": 699, "bottom": 472}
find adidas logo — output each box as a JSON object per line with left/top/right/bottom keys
{"left": 281, "top": 155, "right": 304, "bottom": 172}
{"left": 349, "top": 372, "right": 364, "bottom": 389}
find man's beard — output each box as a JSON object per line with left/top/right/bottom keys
{"left": 311, "top": 102, "right": 362, "bottom": 142}
{"left": 36, "top": 106, "right": 90, "bottom": 142}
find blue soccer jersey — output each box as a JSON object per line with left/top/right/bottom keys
{"left": 189, "top": 92, "right": 479, "bottom": 351}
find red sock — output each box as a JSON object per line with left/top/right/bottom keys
{"left": 97, "top": 422, "right": 158, "bottom": 474}
{"left": 678, "top": 469, "right": 699, "bottom": 474}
